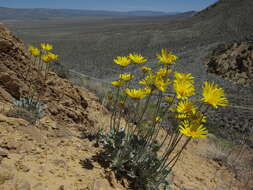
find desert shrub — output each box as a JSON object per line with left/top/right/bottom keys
{"left": 97, "top": 50, "right": 229, "bottom": 189}
{"left": 12, "top": 97, "right": 47, "bottom": 123}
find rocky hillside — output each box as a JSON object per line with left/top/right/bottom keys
{"left": 0, "top": 24, "right": 252, "bottom": 190}
{"left": 194, "top": 0, "right": 253, "bottom": 42}
{"left": 0, "top": 23, "right": 122, "bottom": 190}
{"left": 205, "top": 42, "right": 253, "bottom": 86}
{"left": 0, "top": 24, "right": 90, "bottom": 125}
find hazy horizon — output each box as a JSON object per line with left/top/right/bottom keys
{"left": 0, "top": 0, "right": 218, "bottom": 12}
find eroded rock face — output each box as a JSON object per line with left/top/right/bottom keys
{"left": 0, "top": 24, "right": 89, "bottom": 125}
{"left": 205, "top": 42, "right": 253, "bottom": 86}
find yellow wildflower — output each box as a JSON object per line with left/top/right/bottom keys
{"left": 176, "top": 99, "right": 196, "bottom": 114}
{"left": 154, "top": 77, "right": 170, "bottom": 92}
{"left": 179, "top": 120, "right": 208, "bottom": 138}
{"left": 169, "top": 107, "right": 177, "bottom": 113}
{"left": 201, "top": 81, "right": 228, "bottom": 108}
{"left": 111, "top": 80, "right": 124, "bottom": 87}
{"left": 41, "top": 43, "right": 53, "bottom": 51}
{"left": 119, "top": 73, "right": 134, "bottom": 81}
{"left": 139, "top": 73, "right": 155, "bottom": 86}
{"left": 41, "top": 54, "right": 51, "bottom": 63}
{"left": 29, "top": 46, "right": 41, "bottom": 57}
{"left": 114, "top": 56, "right": 131, "bottom": 67}
{"left": 28, "top": 45, "right": 35, "bottom": 51}
{"left": 143, "top": 87, "right": 152, "bottom": 95}
{"left": 141, "top": 66, "right": 152, "bottom": 72}
{"left": 173, "top": 80, "right": 195, "bottom": 99}
{"left": 174, "top": 72, "right": 194, "bottom": 82}
{"left": 128, "top": 53, "right": 147, "bottom": 64}
{"left": 156, "top": 49, "right": 177, "bottom": 65}
{"left": 156, "top": 68, "right": 172, "bottom": 77}
{"left": 125, "top": 88, "right": 147, "bottom": 99}
{"left": 155, "top": 116, "right": 162, "bottom": 122}
{"left": 165, "top": 96, "right": 174, "bottom": 103}
{"left": 47, "top": 52, "right": 58, "bottom": 61}
{"left": 188, "top": 110, "right": 207, "bottom": 123}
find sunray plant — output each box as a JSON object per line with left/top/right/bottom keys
{"left": 28, "top": 43, "right": 59, "bottom": 81}
{"left": 98, "top": 49, "right": 228, "bottom": 190}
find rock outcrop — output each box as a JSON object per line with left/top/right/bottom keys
{"left": 0, "top": 24, "right": 123, "bottom": 190}
{"left": 0, "top": 23, "right": 90, "bottom": 125}
{"left": 205, "top": 42, "right": 253, "bottom": 86}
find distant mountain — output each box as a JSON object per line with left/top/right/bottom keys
{"left": 126, "top": 10, "right": 178, "bottom": 16}
{"left": 0, "top": 7, "right": 179, "bottom": 20}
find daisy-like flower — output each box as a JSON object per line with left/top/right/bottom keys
{"left": 201, "top": 81, "right": 228, "bottom": 108}
{"left": 139, "top": 73, "right": 155, "bottom": 86}
{"left": 173, "top": 80, "right": 195, "bottom": 99}
{"left": 143, "top": 87, "right": 152, "bottom": 95}
{"left": 154, "top": 77, "right": 170, "bottom": 92}
{"left": 176, "top": 99, "right": 196, "bottom": 114}
{"left": 47, "top": 52, "right": 58, "bottom": 61}
{"left": 29, "top": 46, "right": 41, "bottom": 57}
{"left": 156, "top": 68, "right": 172, "bottom": 77}
{"left": 128, "top": 53, "right": 147, "bottom": 64}
{"left": 174, "top": 72, "right": 194, "bottom": 82}
{"left": 114, "top": 56, "right": 131, "bottom": 67}
{"left": 188, "top": 109, "right": 207, "bottom": 123}
{"left": 111, "top": 80, "right": 124, "bottom": 87}
{"left": 176, "top": 108, "right": 206, "bottom": 123}
{"left": 156, "top": 49, "right": 177, "bottom": 65}
{"left": 119, "top": 73, "right": 134, "bottom": 82}
{"left": 179, "top": 120, "right": 208, "bottom": 138}
{"left": 41, "top": 54, "right": 52, "bottom": 63}
{"left": 125, "top": 88, "right": 147, "bottom": 99}
{"left": 155, "top": 116, "right": 162, "bottom": 122}
{"left": 41, "top": 43, "right": 53, "bottom": 51}
{"left": 141, "top": 66, "right": 152, "bottom": 73}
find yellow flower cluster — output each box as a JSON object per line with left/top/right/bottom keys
{"left": 111, "top": 49, "right": 228, "bottom": 139}
{"left": 173, "top": 72, "right": 195, "bottom": 99}
{"left": 114, "top": 53, "right": 147, "bottom": 67}
{"left": 139, "top": 69, "right": 172, "bottom": 92}
{"left": 28, "top": 43, "right": 58, "bottom": 63}
{"left": 41, "top": 43, "right": 53, "bottom": 51}
{"left": 41, "top": 52, "right": 58, "bottom": 63}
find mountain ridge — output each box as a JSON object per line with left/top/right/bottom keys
{"left": 0, "top": 7, "right": 182, "bottom": 20}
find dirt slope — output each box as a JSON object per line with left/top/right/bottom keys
{"left": 0, "top": 24, "right": 252, "bottom": 190}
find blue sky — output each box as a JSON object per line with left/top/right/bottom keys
{"left": 0, "top": 0, "right": 218, "bottom": 12}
